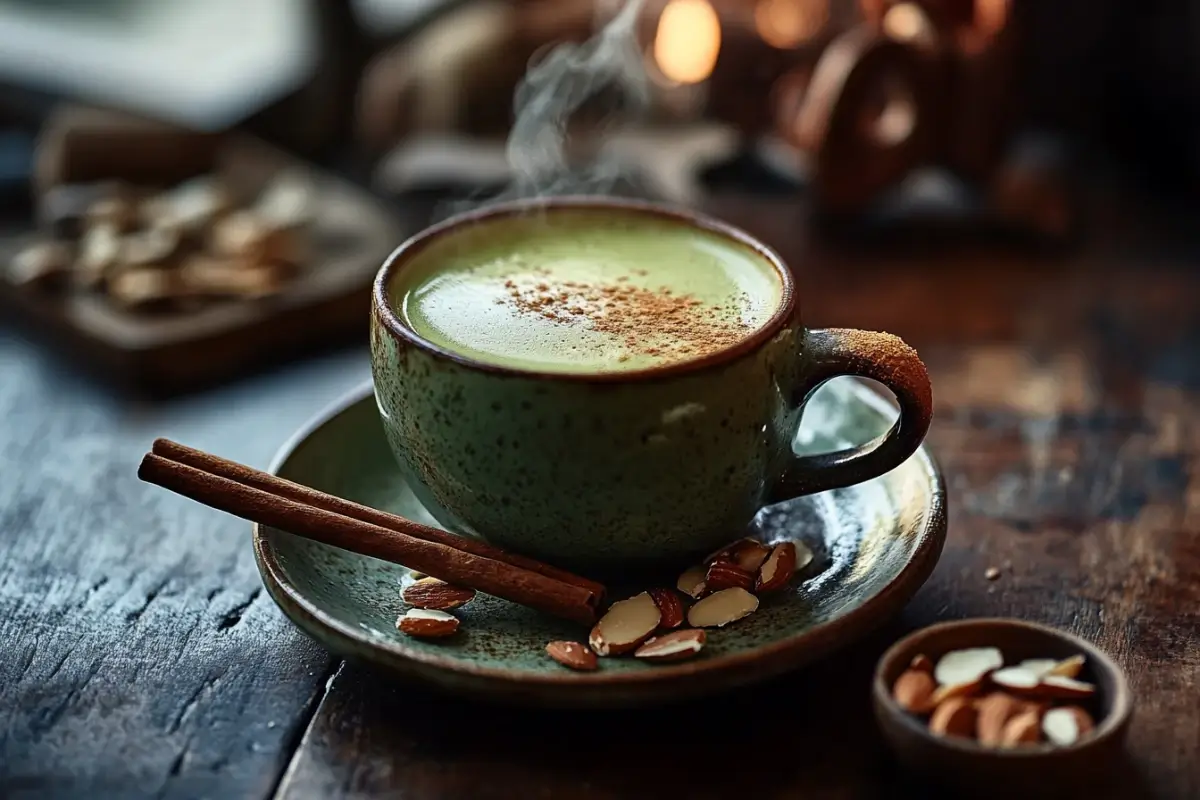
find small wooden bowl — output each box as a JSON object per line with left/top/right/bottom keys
{"left": 872, "top": 618, "right": 1133, "bottom": 794}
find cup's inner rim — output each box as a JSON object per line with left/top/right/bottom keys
{"left": 373, "top": 197, "right": 798, "bottom": 383}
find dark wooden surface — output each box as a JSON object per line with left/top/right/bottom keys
{"left": 2, "top": 183, "right": 1198, "bottom": 799}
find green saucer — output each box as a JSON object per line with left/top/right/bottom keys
{"left": 253, "top": 380, "right": 946, "bottom": 707}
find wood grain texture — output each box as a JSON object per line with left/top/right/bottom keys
{"left": 0, "top": 334, "right": 371, "bottom": 799}
{"left": 3, "top": 180, "right": 1199, "bottom": 799}
{"left": 275, "top": 192, "right": 1199, "bottom": 799}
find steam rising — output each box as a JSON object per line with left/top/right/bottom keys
{"left": 462, "top": 0, "right": 651, "bottom": 211}
{"left": 509, "top": 0, "right": 647, "bottom": 185}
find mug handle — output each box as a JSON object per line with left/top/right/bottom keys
{"left": 767, "top": 328, "right": 934, "bottom": 502}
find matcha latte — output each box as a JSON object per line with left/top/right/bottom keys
{"left": 371, "top": 200, "right": 934, "bottom": 567}
{"left": 389, "top": 208, "right": 785, "bottom": 374}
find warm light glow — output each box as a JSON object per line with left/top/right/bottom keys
{"left": 858, "top": 0, "right": 886, "bottom": 25}
{"left": 858, "top": 76, "right": 916, "bottom": 147}
{"left": 873, "top": 97, "right": 915, "bottom": 145}
{"left": 653, "top": 0, "right": 722, "bottom": 85}
{"left": 754, "top": 0, "right": 828, "bottom": 49}
{"left": 882, "top": 3, "right": 933, "bottom": 45}
{"left": 975, "top": 0, "right": 1010, "bottom": 37}
{"left": 959, "top": 0, "right": 1011, "bottom": 54}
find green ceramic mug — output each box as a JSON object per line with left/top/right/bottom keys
{"left": 371, "top": 198, "right": 933, "bottom": 573}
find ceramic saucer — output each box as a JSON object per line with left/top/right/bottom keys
{"left": 253, "top": 379, "right": 946, "bottom": 707}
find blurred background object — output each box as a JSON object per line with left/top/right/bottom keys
{"left": 357, "top": 0, "right": 1072, "bottom": 246}
{"left": 0, "top": 105, "right": 395, "bottom": 394}
{"left": 0, "top": 0, "right": 461, "bottom": 156}
{"left": 0, "top": 0, "right": 1197, "bottom": 394}
{"left": 0, "top": 0, "right": 318, "bottom": 132}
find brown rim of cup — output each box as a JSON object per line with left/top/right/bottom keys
{"left": 371, "top": 196, "right": 799, "bottom": 384}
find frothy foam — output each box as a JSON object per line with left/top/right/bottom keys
{"left": 392, "top": 209, "right": 784, "bottom": 374}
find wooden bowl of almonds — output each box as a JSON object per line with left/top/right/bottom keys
{"left": 872, "top": 618, "right": 1133, "bottom": 793}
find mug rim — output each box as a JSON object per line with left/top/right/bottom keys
{"left": 372, "top": 196, "right": 799, "bottom": 383}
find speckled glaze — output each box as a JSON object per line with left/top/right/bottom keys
{"left": 253, "top": 379, "right": 946, "bottom": 707}
{"left": 370, "top": 198, "right": 933, "bottom": 572}
{"left": 372, "top": 313, "right": 802, "bottom": 571}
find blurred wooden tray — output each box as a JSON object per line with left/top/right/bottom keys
{"left": 0, "top": 131, "right": 397, "bottom": 396}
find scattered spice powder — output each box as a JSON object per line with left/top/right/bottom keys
{"left": 499, "top": 275, "right": 752, "bottom": 361}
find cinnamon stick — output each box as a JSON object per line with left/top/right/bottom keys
{"left": 138, "top": 453, "right": 602, "bottom": 625}
{"left": 150, "top": 438, "right": 605, "bottom": 597}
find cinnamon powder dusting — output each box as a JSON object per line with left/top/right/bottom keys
{"left": 500, "top": 273, "right": 753, "bottom": 362}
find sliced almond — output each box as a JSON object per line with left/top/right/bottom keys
{"left": 930, "top": 677, "right": 986, "bottom": 705}
{"left": 705, "top": 560, "right": 754, "bottom": 592}
{"left": 1042, "top": 706, "right": 1094, "bottom": 746}
{"left": 909, "top": 653, "right": 933, "bottom": 672}
{"left": 213, "top": 210, "right": 305, "bottom": 265}
{"left": 929, "top": 697, "right": 976, "bottom": 739}
{"left": 1016, "top": 658, "right": 1059, "bottom": 677}
{"left": 756, "top": 541, "right": 798, "bottom": 593}
{"left": 76, "top": 224, "right": 121, "bottom": 288}
{"left": 975, "top": 692, "right": 1027, "bottom": 747}
{"left": 1000, "top": 709, "right": 1042, "bottom": 747}
{"left": 107, "top": 267, "right": 178, "bottom": 311}
{"left": 588, "top": 592, "right": 661, "bottom": 656}
{"left": 182, "top": 256, "right": 289, "bottom": 299}
{"left": 87, "top": 195, "right": 137, "bottom": 232}
{"left": 396, "top": 608, "right": 459, "bottom": 638}
{"left": 402, "top": 577, "right": 476, "bottom": 610}
{"left": 546, "top": 640, "right": 598, "bottom": 671}
{"left": 647, "top": 588, "right": 685, "bottom": 629}
{"left": 1038, "top": 675, "right": 1096, "bottom": 700}
{"left": 703, "top": 540, "right": 738, "bottom": 565}
{"left": 1048, "top": 654, "right": 1086, "bottom": 678}
{"left": 934, "top": 647, "right": 1004, "bottom": 688}
{"left": 634, "top": 629, "right": 707, "bottom": 662}
{"left": 256, "top": 169, "right": 315, "bottom": 229}
{"left": 892, "top": 669, "right": 936, "bottom": 714}
{"left": 1016, "top": 654, "right": 1086, "bottom": 680}
{"left": 726, "top": 539, "right": 773, "bottom": 572}
{"left": 9, "top": 241, "right": 72, "bottom": 290}
{"left": 676, "top": 565, "right": 708, "bottom": 599}
{"left": 209, "top": 210, "right": 268, "bottom": 260}
{"left": 152, "top": 175, "right": 231, "bottom": 234}
{"left": 991, "top": 666, "right": 1042, "bottom": 691}
{"left": 792, "top": 540, "right": 815, "bottom": 572}
{"left": 121, "top": 226, "right": 180, "bottom": 267}
{"left": 687, "top": 587, "right": 759, "bottom": 628}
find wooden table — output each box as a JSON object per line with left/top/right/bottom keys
{"left": 2, "top": 186, "right": 1197, "bottom": 799}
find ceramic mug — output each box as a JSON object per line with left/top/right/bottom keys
{"left": 371, "top": 198, "right": 933, "bottom": 572}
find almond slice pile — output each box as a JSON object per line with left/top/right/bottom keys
{"left": 395, "top": 576, "right": 476, "bottom": 639}
{"left": 544, "top": 537, "right": 814, "bottom": 671}
{"left": 891, "top": 647, "right": 1100, "bottom": 748}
